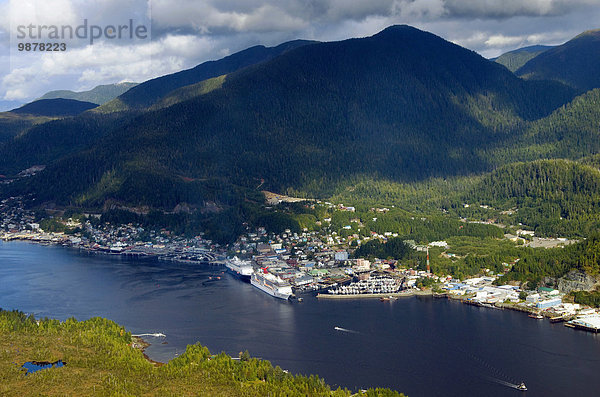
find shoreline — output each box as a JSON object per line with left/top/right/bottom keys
{"left": 3, "top": 238, "right": 597, "bottom": 335}
{"left": 131, "top": 336, "right": 165, "bottom": 366}
{"left": 0, "top": 234, "right": 221, "bottom": 267}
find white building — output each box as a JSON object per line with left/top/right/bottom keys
{"left": 334, "top": 251, "right": 349, "bottom": 261}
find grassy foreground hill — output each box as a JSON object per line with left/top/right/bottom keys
{"left": 0, "top": 310, "right": 402, "bottom": 397}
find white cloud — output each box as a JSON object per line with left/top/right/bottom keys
{"left": 1, "top": 0, "right": 600, "bottom": 104}
{"left": 1, "top": 32, "right": 215, "bottom": 100}
{"left": 392, "top": 0, "right": 446, "bottom": 20}
{"left": 4, "top": 87, "right": 28, "bottom": 100}
{"left": 484, "top": 34, "right": 525, "bottom": 48}
{"left": 445, "top": 0, "right": 598, "bottom": 18}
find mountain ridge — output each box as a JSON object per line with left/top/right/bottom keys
{"left": 10, "top": 98, "right": 98, "bottom": 117}
{"left": 97, "top": 39, "right": 317, "bottom": 112}
{"left": 492, "top": 45, "right": 554, "bottom": 72}
{"left": 6, "top": 25, "right": 577, "bottom": 210}
{"left": 38, "top": 82, "right": 138, "bottom": 105}
{"left": 516, "top": 29, "right": 600, "bottom": 91}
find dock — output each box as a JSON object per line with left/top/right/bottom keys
{"left": 566, "top": 314, "right": 600, "bottom": 333}
{"left": 317, "top": 289, "right": 432, "bottom": 299}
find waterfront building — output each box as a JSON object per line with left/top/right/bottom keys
{"left": 536, "top": 298, "right": 562, "bottom": 309}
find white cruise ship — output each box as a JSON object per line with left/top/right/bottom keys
{"left": 251, "top": 269, "right": 293, "bottom": 300}
{"left": 225, "top": 256, "right": 253, "bottom": 281}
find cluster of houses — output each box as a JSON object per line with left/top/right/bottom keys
{"left": 0, "top": 196, "right": 37, "bottom": 233}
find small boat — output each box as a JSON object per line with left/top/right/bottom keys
{"left": 516, "top": 382, "right": 527, "bottom": 391}
{"left": 529, "top": 313, "right": 543, "bottom": 319}
{"left": 380, "top": 297, "right": 390, "bottom": 302}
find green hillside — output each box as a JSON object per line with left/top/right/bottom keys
{"left": 489, "top": 88, "right": 600, "bottom": 163}
{"left": 0, "top": 112, "right": 55, "bottom": 143}
{"left": 0, "top": 112, "right": 140, "bottom": 175}
{"left": 330, "top": 157, "right": 600, "bottom": 239}
{"left": 97, "top": 40, "right": 315, "bottom": 112}
{"left": 9, "top": 25, "right": 576, "bottom": 211}
{"left": 38, "top": 82, "right": 138, "bottom": 105}
{"left": 150, "top": 75, "right": 227, "bottom": 110}
{"left": 493, "top": 45, "right": 553, "bottom": 72}
{"left": 0, "top": 42, "right": 310, "bottom": 176}
{"left": 516, "top": 29, "right": 600, "bottom": 91}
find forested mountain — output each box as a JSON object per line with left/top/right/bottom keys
{"left": 7, "top": 25, "right": 577, "bottom": 211}
{"left": 0, "top": 112, "right": 141, "bottom": 174}
{"left": 329, "top": 157, "right": 600, "bottom": 238}
{"left": 97, "top": 40, "right": 315, "bottom": 112}
{"left": 464, "top": 160, "right": 600, "bottom": 237}
{"left": 516, "top": 30, "right": 600, "bottom": 91}
{"left": 0, "top": 41, "right": 311, "bottom": 175}
{"left": 38, "top": 82, "right": 138, "bottom": 105}
{"left": 10, "top": 98, "right": 98, "bottom": 117}
{"left": 489, "top": 88, "right": 600, "bottom": 163}
{"left": 0, "top": 113, "right": 55, "bottom": 143}
{"left": 493, "top": 45, "right": 553, "bottom": 72}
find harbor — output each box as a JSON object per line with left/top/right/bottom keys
{"left": 3, "top": 240, "right": 600, "bottom": 397}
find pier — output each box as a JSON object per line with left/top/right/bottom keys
{"left": 317, "top": 289, "right": 432, "bottom": 299}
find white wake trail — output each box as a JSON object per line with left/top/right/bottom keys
{"left": 334, "top": 326, "right": 359, "bottom": 334}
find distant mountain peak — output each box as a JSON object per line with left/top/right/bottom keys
{"left": 575, "top": 29, "right": 600, "bottom": 39}
{"left": 10, "top": 98, "right": 98, "bottom": 117}
{"left": 516, "top": 28, "right": 600, "bottom": 91}
{"left": 38, "top": 82, "right": 138, "bottom": 105}
{"left": 492, "top": 45, "right": 554, "bottom": 72}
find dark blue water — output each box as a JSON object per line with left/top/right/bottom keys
{"left": 22, "top": 360, "right": 66, "bottom": 374}
{"left": 1, "top": 241, "right": 599, "bottom": 396}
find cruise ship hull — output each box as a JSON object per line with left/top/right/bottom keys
{"left": 251, "top": 274, "right": 292, "bottom": 300}
{"left": 227, "top": 268, "right": 251, "bottom": 282}
{"left": 225, "top": 258, "right": 253, "bottom": 282}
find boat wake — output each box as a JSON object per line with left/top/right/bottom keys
{"left": 484, "top": 376, "right": 524, "bottom": 390}
{"left": 133, "top": 333, "right": 166, "bottom": 338}
{"left": 334, "top": 326, "right": 359, "bottom": 334}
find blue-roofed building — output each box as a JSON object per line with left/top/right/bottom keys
{"left": 536, "top": 298, "right": 562, "bottom": 309}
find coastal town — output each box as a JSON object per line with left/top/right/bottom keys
{"left": 2, "top": 194, "right": 600, "bottom": 334}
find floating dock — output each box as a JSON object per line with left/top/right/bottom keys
{"left": 317, "top": 290, "right": 432, "bottom": 299}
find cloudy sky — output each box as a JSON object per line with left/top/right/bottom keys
{"left": 0, "top": 0, "right": 599, "bottom": 110}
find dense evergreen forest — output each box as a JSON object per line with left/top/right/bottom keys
{"left": 493, "top": 45, "right": 553, "bottom": 72}
{"left": 516, "top": 29, "right": 600, "bottom": 92}
{"left": 1, "top": 26, "right": 577, "bottom": 206}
